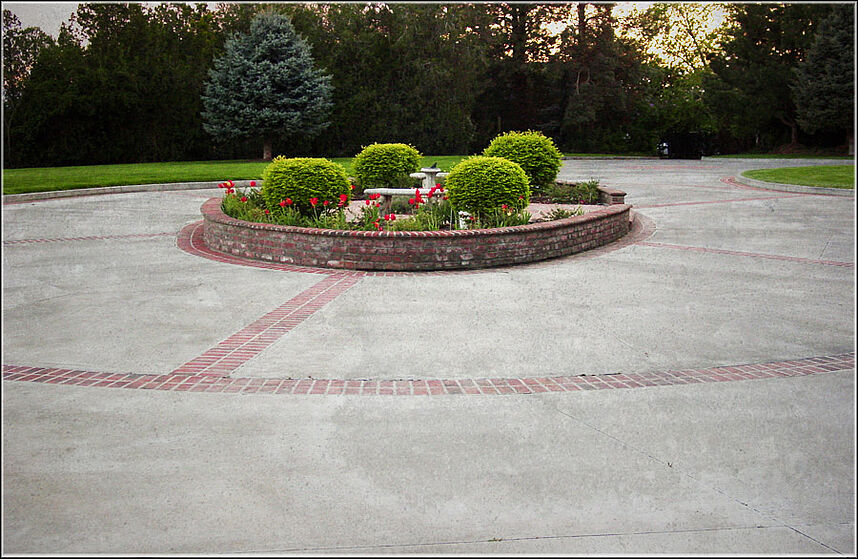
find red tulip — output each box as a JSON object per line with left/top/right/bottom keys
{"left": 310, "top": 197, "right": 319, "bottom": 207}
{"left": 365, "top": 200, "right": 371, "bottom": 206}
{"left": 279, "top": 200, "right": 287, "bottom": 207}
{"left": 286, "top": 198, "right": 293, "bottom": 205}
{"left": 323, "top": 200, "right": 330, "bottom": 207}
{"left": 350, "top": 184, "right": 356, "bottom": 190}
{"left": 339, "top": 194, "right": 348, "bottom": 203}
{"left": 264, "top": 209, "right": 270, "bottom": 214}
{"left": 241, "top": 196, "right": 248, "bottom": 202}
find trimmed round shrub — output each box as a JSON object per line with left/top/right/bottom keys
{"left": 445, "top": 156, "right": 530, "bottom": 217}
{"left": 482, "top": 130, "right": 562, "bottom": 190}
{"left": 353, "top": 143, "right": 421, "bottom": 193}
{"left": 261, "top": 156, "right": 350, "bottom": 215}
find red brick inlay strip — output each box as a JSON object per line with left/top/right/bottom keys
{"left": 635, "top": 193, "right": 804, "bottom": 209}
{"left": 3, "top": 232, "right": 175, "bottom": 245}
{"left": 720, "top": 175, "right": 850, "bottom": 196}
{"left": 170, "top": 274, "right": 361, "bottom": 376}
{"left": 637, "top": 241, "right": 854, "bottom": 268}
{"left": 3, "top": 353, "right": 853, "bottom": 396}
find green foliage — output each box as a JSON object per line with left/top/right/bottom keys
{"left": 483, "top": 130, "right": 562, "bottom": 190}
{"left": 2, "top": 10, "right": 54, "bottom": 167}
{"left": 10, "top": 3, "right": 224, "bottom": 167}
{"left": 261, "top": 157, "right": 350, "bottom": 215}
{"left": 201, "top": 11, "right": 332, "bottom": 159}
{"left": 445, "top": 156, "right": 530, "bottom": 218}
{"left": 541, "top": 207, "right": 585, "bottom": 221}
{"left": 278, "top": 3, "right": 482, "bottom": 156}
{"left": 705, "top": 3, "right": 835, "bottom": 148}
{"left": 352, "top": 143, "right": 422, "bottom": 193}
{"left": 792, "top": 5, "right": 854, "bottom": 138}
{"left": 388, "top": 199, "right": 456, "bottom": 231}
{"left": 545, "top": 180, "right": 600, "bottom": 204}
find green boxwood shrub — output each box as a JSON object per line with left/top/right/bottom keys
{"left": 353, "top": 143, "right": 421, "bottom": 193}
{"left": 482, "top": 130, "right": 562, "bottom": 191}
{"left": 445, "top": 156, "right": 530, "bottom": 217}
{"left": 261, "top": 156, "right": 350, "bottom": 215}
{"left": 545, "top": 180, "right": 600, "bottom": 204}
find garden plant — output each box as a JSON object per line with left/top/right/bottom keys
{"left": 482, "top": 130, "right": 563, "bottom": 193}
{"left": 352, "top": 143, "right": 422, "bottom": 194}
{"left": 217, "top": 148, "right": 595, "bottom": 232}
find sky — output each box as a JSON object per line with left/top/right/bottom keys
{"left": 4, "top": 2, "right": 671, "bottom": 38}
{"left": 5, "top": 2, "right": 79, "bottom": 37}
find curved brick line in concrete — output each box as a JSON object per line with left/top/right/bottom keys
{"left": 721, "top": 175, "right": 852, "bottom": 197}
{"left": 2, "top": 353, "right": 853, "bottom": 396}
{"left": 176, "top": 212, "right": 657, "bottom": 277}
{"left": 638, "top": 241, "right": 854, "bottom": 268}
{"left": 732, "top": 174, "right": 855, "bottom": 197}
{"left": 2, "top": 232, "right": 175, "bottom": 245}
{"left": 636, "top": 193, "right": 804, "bottom": 209}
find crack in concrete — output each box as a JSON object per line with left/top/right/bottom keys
{"left": 540, "top": 400, "right": 845, "bottom": 555}
{"left": 223, "top": 523, "right": 843, "bottom": 554}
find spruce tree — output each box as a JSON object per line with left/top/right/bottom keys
{"left": 201, "top": 11, "right": 332, "bottom": 160}
{"left": 792, "top": 5, "right": 854, "bottom": 154}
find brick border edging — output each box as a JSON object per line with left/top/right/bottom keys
{"left": 201, "top": 199, "right": 632, "bottom": 271}
{"left": 3, "top": 353, "right": 853, "bottom": 396}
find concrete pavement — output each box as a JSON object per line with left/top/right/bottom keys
{"left": 2, "top": 157, "right": 855, "bottom": 554}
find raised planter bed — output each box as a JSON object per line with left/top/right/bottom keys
{"left": 201, "top": 193, "right": 632, "bottom": 271}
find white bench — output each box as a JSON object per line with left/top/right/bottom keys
{"left": 362, "top": 187, "right": 446, "bottom": 214}
{"left": 363, "top": 168, "right": 450, "bottom": 213}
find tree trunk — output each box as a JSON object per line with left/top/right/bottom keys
{"left": 263, "top": 138, "right": 272, "bottom": 161}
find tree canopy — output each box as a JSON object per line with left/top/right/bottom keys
{"left": 3, "top": 2, "right": 854, "bottom": 167}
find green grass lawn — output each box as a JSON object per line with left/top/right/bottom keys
{"left": 711, "top": 154, "right": 854, "bottom": 159}
{"left": 742, "top": 165, "right": 855, "bottom": 189}
{"left": 2, "top": 155, "right": 469, "bottom": 195}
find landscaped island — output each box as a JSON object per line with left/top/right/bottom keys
{"left": 202, "top": 132, "right": 632, "bottom": 271}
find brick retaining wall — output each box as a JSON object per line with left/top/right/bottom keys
{"left": 201, "top": 198, "right": 631, "bottom": 271}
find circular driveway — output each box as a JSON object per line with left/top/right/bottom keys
{"left": 2, "top": 158, "right": 854, "bottom": 554}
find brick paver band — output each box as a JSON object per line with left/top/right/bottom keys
{"left": 171, "top": 274, "right": 361, "bottom": 376}
{"left": 3, "top": 232, "right": 175, "bottom": 245}
{"left": 638, "top": 241, "right": 854, "bottom": 268}
{"left": 3, "top": 353, "right": 853, "bottom": 396}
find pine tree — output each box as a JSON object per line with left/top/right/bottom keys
{"left": 792, "top": 5, "right": 855, "bottom": 154}
{"left": 201, "top": 11, "right": 332, "bottom": 160}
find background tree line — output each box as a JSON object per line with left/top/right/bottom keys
{"left": 2, "top": 2, "right": 853, "bottom": 168}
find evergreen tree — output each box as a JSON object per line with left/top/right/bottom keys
{"left": 2, "top": 10, "right": 53, "bottom": 166}
{"left": 201, "top": 11, "right": 332, "bottom": 160}
{"left": 706, "top": 3, "right": 833, "bottom": 150}
{"left": 792, "top": 5, "right": 855, "bottom": 154}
